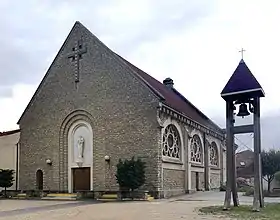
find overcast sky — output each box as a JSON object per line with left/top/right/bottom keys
{"left": 0, "top": 0, "right": 279, "bottom": 149}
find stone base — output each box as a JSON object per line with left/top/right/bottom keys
{"left": 158, "top": 189, "right": 186, "bottom": 198}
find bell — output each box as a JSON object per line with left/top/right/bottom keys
{"left": 237, "top": 103, "right": 250, "bottom": 117}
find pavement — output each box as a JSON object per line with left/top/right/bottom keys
{"left": 0, "top": 191, "right": 278, "bottom": 220}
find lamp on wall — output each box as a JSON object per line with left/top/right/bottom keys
{"left": 104, "top": 155, "right": 110, "bottom": 162}
{"left": 46, "top": 159, "right": 52, "bottom": 165}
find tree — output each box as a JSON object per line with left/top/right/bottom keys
{"left": 261, "top": 149, "right": 280, "bottom": 192}
{"left": 116, "top": 156, "right": 146, "bottom": 193}
{"left": 0, "top": 169, "right": 14, "bottom": 197}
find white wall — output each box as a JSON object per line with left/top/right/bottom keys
{"left": 262, "top": 178, "right": 280, "bottom": 191}
{"left": 0, "top": 131, "right": 20, "bottom": 191}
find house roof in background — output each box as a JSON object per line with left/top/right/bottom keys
{"left": 0, "top": 129, "right": 20, "bottom": 137}
{"left": 236, "top": 149, "right": 255, "bottom": 178}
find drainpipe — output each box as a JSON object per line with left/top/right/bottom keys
{"left": 203, "top": 133, "right": 209, "bottom": 191}
{"left": 16, "top": 142, "right": 19, "bottom": 191}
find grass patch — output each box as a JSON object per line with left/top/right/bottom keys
{"left": 199, "top": 203, "right": 280, "bottom": 220}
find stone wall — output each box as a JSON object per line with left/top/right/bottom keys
{"left": 210, "top": 170, "right": 221, "bottom": 189}
{"left": 18, "top": 22, "right": 161, "bottom": 192}
{"left": 163, "top": 168, "right": 185, "bottom": 197}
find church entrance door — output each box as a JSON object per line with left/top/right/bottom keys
{"left": 72, "top": 167, "right": 90, "bottom": 192}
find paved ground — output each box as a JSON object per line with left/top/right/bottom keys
{"left": 0, "top": 192, "right": 279, "bottom": 220}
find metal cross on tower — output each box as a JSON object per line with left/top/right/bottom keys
{"left": 67, "top": 39, "right": 87, "bottom": 84}
{"left": 239, "top": 48, "right": 246, "bottom": 59}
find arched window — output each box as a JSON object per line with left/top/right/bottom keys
{"left": 162, "top": 124, "right": 181, "bottom": 159}
{"left": 210, "top": 142, "right": 219, "bottom": 166}
{"left": 190, "top": 134, "right": 203, "bottom": 163}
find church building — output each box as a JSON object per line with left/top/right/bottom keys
{"left": 17, "top": 21, "right": 226, "bottom": 198}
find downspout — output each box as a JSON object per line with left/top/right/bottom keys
{"left": 203, "top": 133, "right": 209, "bottom": 191}
{"left": 156, "top": 103, "right": 164, "bottom": 198}
{"left": 16, "top": 142, "right": 19, "bottom": 191}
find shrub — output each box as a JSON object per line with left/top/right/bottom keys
{"left": 116, "top": 157, "right": 146, "bottom": 194}
{"left": 237, "top": 177, "right": 249, "bottom": 188}
{"left": 0, "top": 169, "right": 14, "bottom": 198}
{"left": 243, "top": 187, "right": 254, "bottom": 196}
{"left": 238, "top": 185, "right": 252, "bottom": 192}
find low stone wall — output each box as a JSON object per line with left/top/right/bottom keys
{"left": 163, "top": 168, "right": 185, "bottom": 197}
{"left": 210, "top": 170, "right": 221, "bottom": 189}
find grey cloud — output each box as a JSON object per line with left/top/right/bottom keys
{"left": 0, "top": 0, "right": 216, "bottom": 95}
{"left": 97, "top": 1, "right": 217, "bottom": 51}
{"left": 0, "top": 86, "right": 13, "bottom": 98}
{"left": 0, "top": 1, "right": 110, "bottom": 89}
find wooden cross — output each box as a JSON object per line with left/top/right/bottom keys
{"left": 68, "top": 39, "right": 87, "bottom": 83}
{"left": 239, "top": 48, "right": 246, "bottom": 59}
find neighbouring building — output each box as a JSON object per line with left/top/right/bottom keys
{"left": 16, "top": 21, "right": 226, "bottom": 198}
{"left": 236, "top": 149, "right": 280, "bottom": 191}
{"left": 0, "top": 129, "right": 20, "bottom": 191}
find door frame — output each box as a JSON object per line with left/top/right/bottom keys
{"left": 72, "top": 167, "right": 91, "bottom": 192}
{"left": 36, "top": 169, "right": 43, "bottom": 190}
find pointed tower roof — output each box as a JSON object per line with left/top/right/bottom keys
{"left": 221, "top": 59, "right": 265, "bottom": 101}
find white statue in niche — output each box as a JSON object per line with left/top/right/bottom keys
{"left": 76, "top": 136, "right": 85, "bottom": 163}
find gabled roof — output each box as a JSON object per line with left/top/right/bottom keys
{"left": 0, "top": 129, "right": 20, "bottom": 137}
{"left": 116, "top": 54, "right": 223, "bottom": 133}
{"left": 17, "top": 21, "right": 223, "bottom": 134}
{"left": 221, "top": 59, "right": 265, "bottom": 101}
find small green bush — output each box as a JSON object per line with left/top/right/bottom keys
{"left": 238, "top": 185, "right": 252, "bottom": 192}
{"left": 0, "top": 169, "right": 14, "bottom": 198}
{"left": 116, "top": 156, "right": 146, "bottom": 192}
{"left": 243, "top": 187, "right": 254, "bottom": 196}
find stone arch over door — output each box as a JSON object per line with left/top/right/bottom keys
{"left": 59, "top": 109, "right": 94, "bottom": 192}
{"left": 36, "top": 169, "right": 43, "bottom": 190}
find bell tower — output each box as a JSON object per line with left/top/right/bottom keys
{"left": 221, "top": 58, "right": 265, "bottom": 211}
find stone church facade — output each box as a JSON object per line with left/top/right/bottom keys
{"left": 17, "top": 21, "right": 226, "bottom": 198}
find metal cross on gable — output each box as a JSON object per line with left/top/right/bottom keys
{"left": 67, "top": 39, "right": 87, "bottom": 83}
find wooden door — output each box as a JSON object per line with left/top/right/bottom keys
{"left": 36, "top": 169, "right": 43, "bottom": 190}
{"left": 73, "top": 167, "right": 90, "bottom": 192}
